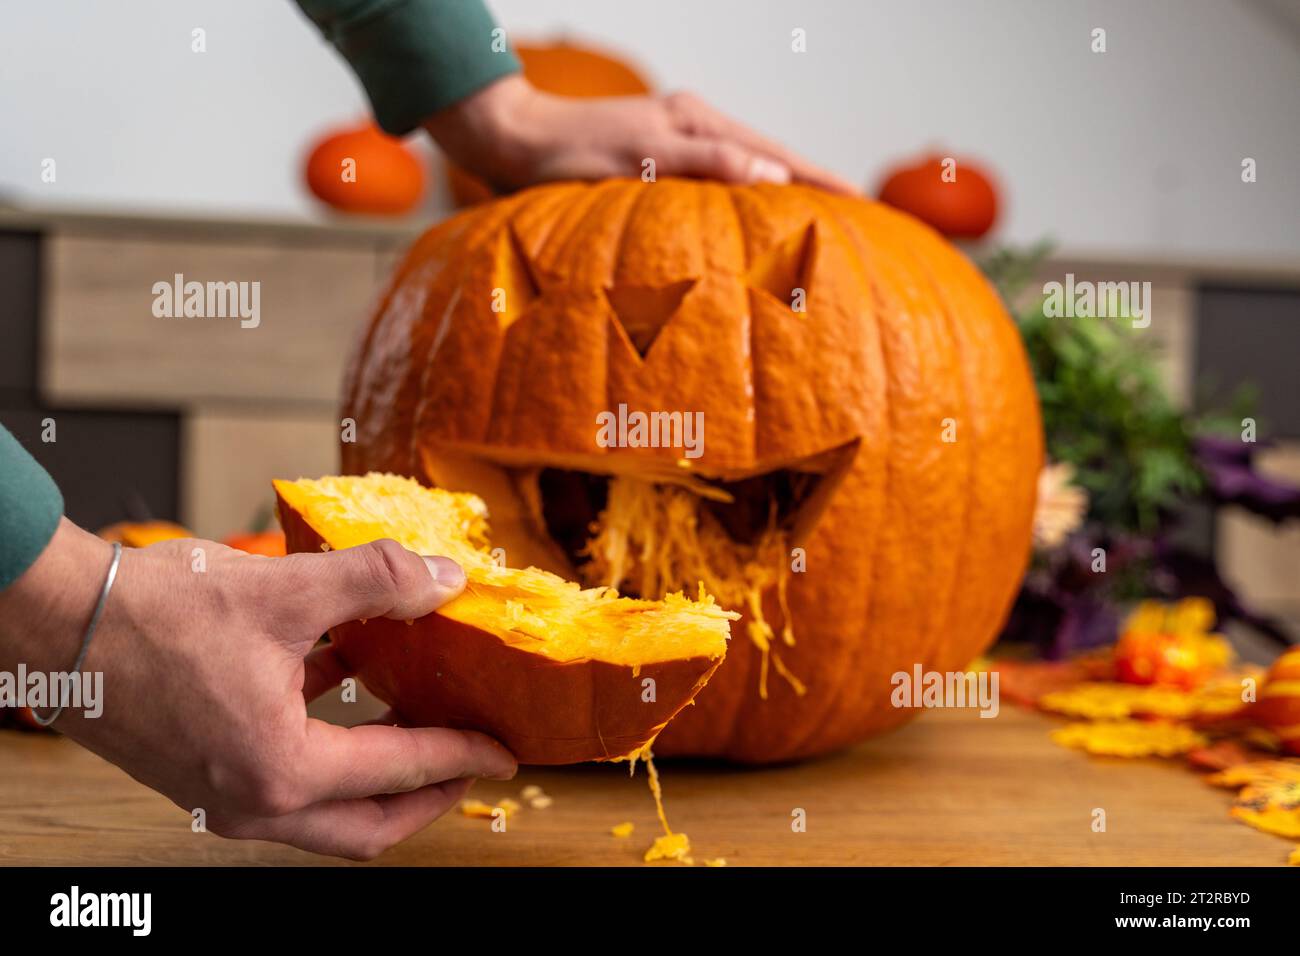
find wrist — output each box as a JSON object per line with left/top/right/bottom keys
{"left": 423, "top": 74, "right": 545, "bottom": 192}
{"left": 0, "top": 519, "right": 112, "bottom": 676}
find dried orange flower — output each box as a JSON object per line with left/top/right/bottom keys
{"left": 1230, "top": 779, "right": 1300, "bottom": 840}
{"left": 1039, "top": 678, "right": 1247, "bottom": 722}
{"left": 610, "top": 822, "right": 635, "bottom": 838}
{"left": 1033, "top": 462, "right": 1088, "bottom": 549}
{"left": 1051, "top": 720, "right": 1207, "bottom": 757}
{"left": 1207, "top": 759, "right": 1300, "bottom": 790}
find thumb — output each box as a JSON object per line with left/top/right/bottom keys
{"left": 658, "top": 135, "right": 792, "bottom": 185}
{"left": 286, "top": 539, "right": 467, "bottom": 635}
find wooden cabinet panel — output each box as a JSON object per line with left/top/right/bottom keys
{"left": 42, "top": 233, "right": 381, "bottom": 408}
{"left": 1217, "top": 442, "right": 1300, "bottom": 622}
{"left": 182, "top": 407, "right": 340, "bottom": 539}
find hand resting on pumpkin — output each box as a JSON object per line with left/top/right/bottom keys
{"left": 0, "top": 518, "right": 517, "bottom": 860}
{"left": 424, "top": 73, "right": 860, "bottom": 196}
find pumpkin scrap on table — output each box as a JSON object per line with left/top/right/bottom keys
{"left": 275, "top": 473, "right": 735, "bottom": 765}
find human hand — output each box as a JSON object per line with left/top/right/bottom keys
{"left": 425, "top": 74, "right": 859, "bottom": 196}
{"left": 0, "top": 519, "right": 517, "bottom": 860}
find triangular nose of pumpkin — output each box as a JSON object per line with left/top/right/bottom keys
{"left": 748, "top": 222, "right": 817, "bottom": 308}
{"left": 604, "top": 278, "right": 698, "bottom": 358}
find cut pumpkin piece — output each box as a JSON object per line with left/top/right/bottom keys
{"left": 274, "top": 473, "right": 735, "bottom": 764}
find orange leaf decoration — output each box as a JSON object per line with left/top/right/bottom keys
{"left": 1051, "top": 720, "right": 1207, "bottom": 758}
{"left": 1229, "top": 779, "right": 1300, "bottom": 840}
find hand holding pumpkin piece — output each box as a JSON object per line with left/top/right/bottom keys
{"left": 0, "top": 518, "right": 517, "bottom": 860}
{"left": 424, "top": 74, "right": 860, "bottom": 196}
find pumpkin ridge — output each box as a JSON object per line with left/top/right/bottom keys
{"left": 887, "top": 215, "right": 980, "bottom": 675}
{"left": 759, "top": 191, "right": 868, "bottom": 759}
{"left": 472, "top": 186, "right": 580, "bottom": 450}
{"left": 415, "top": 196, "right": 525, "bottom": 460}
{"left": 783, "top": 188, "right": 895, "bottom": 755}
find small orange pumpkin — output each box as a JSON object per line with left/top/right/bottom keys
{"left": 222, "top": 530, "right": 286, "bottom": 557}
{"left": 1252, "top": 647, "right": 1300, "bottom": 755}
{"left": 305, "top": 124, "right": 425, "bottom": 216}
{"left": 877, "top": 153, "right": 999, "bottom": 240}
{"left": 98, "top": 521, "right": 191, "bottom": 548}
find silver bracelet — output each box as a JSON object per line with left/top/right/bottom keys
{"left": 31, "top": 541, "right": 122, "bottom": 728}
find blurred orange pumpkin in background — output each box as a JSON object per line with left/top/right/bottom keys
{"left": 446, "top": 39, "right": 652, "bottom": 206}
{"left": 222, "top": 530, "right": 287, "bottom": 557}
{"left": 98, "top": 520, "right": 191, "bottom": 548}
{"left": 304, "top": 124, "right": 425, "bottom": 215}
{"left": 1252, "top": 646, "right": 1300, "bottom": 755}
{"left": 1112, "top": 598, "right": 1230, "bottom": 690}
{"left": 876, "top": 153, "right": 999, "bottom": 240}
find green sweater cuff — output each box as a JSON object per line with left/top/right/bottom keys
{"left": 0, "top": 425, "right": 63, "bottom": 591}
{"left": 298, "top": 0, "right": 522, "bottom": 135}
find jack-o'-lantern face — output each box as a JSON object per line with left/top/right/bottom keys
{"left": 341, "top": 178, "right": 1041, "bottom": 763}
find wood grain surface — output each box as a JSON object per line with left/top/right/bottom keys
{"left": 0, "top": 706, "right": 1290, "bottom": 867}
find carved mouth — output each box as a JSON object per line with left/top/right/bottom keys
{"left": 420, "top": 438, "right": 858, "bottom": 699}
{"left": 419, "top": 438, "right": 858, "bottom": 597}
{"left": 533, "top": 459, "right": 845, "bottom": 590}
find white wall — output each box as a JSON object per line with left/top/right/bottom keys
{"left": 2, "top": 0, "right": 1298, "bottom": 258}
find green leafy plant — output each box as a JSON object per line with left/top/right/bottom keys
{"left": 980, "top": 243, "right": 1201, "bottom": 533}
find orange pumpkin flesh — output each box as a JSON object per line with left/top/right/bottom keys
{"left": 342, "top": 179, "right": 1042, "bottom": 763}
{"left": 274, "top": 473, "right": 733, "bottom": 765}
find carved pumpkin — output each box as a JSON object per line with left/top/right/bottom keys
{"left": 446, "top": 40, "right": 651, "bottom": 207}
{"left": 341, "top": 178, "right": 1042, "bottom": 763}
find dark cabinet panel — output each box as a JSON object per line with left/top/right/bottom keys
{"left": 0, "top": 407, "right": 181, "bottom": 530}
{"left": 1195, "top": 286, "right": 1300, "bottom": 437}
{"left": 0, "top": 230, "right": 39, "bottom": 394}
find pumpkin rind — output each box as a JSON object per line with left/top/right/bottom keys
{"left": 275, "top": 475, "right": 730, "bottom": 765}
{"left": 341, "top": 179, "right": 1042, "bottom": 763}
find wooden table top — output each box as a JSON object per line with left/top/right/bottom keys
{"left": 0, "top": 706, "right": 1290, "bottom": 867}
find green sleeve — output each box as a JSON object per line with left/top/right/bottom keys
{"left": 294, "top": 0, "right": 522, "bottom": 135}
{"left": 0, "top": 426, "right": 63, "bottom": 591}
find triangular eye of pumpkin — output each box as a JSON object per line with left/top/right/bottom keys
{"left": 604, "top": 277, "right": 698, "bottom": 358}
{"left": 747, "top": 221, "right": 817, "bottom": 310}
{"left": 492, "top": 224, "right": 542, "bottom": 331}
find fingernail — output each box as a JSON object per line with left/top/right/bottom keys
{"left": 748, "top": 156, "right": 791, "bottom": 184}
{"left": 422, "top": 555, "right": 466, "bottom": 592}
